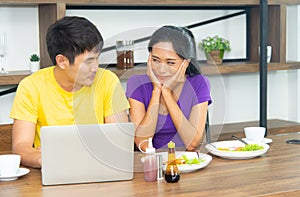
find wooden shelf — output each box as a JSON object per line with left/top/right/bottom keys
{"left": 215, "top": 119, "right": 300, "bottom": 141}
{"left": 2, "top": 1, "right": 299, "bottom": 76}
{"left": 1, "top": 61, "right": 300, "bottom": 86}
{"left": 107, "top": 61, "right": 300, "bottom": 80}
{"left": 1, "top": 0, "right": 300, "bottom": 6}
{"left": 106, "top": 66, "right": 148, "bottom": 80}
{"left": 200, "top": 61, "right": 300, "bottom": 75}
{"left": 0, "top": 70, "right": 31, "bottom": 85}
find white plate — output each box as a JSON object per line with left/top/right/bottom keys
{"left": 159, "top": 151, "right": 212, "bottom": 173}
{"left": 205, "top": 140, "right": 269, "bottom": 160}
{"left": 242, "top": 138, "right": 273, "bottom": 144}
{"left": 0, "top": 168, "right": 30, "bottom": 181}
{"left": 141, "top": 151, "right": 212, "bottom": 173}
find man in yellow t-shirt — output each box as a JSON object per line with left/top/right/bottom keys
{"left": 9, "top": 16, "right": 129, "bottom": 168}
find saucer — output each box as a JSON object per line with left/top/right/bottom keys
{"left": 242, "top": 138, "right": 273, "bottom": 144}
{"left": 0, "top": 168, "right": 30, "bottom": 181}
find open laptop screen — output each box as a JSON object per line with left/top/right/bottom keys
{"left": 40, "top": 123, "right": 134, "bottom": 185}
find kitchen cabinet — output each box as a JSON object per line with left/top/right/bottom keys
{"left": 1, "top": 0, "right": 300, "bottom": 75}
{"left": 1, "top": 0, "right": 300, "bottom": 135}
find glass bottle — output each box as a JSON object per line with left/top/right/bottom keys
{"left": 165, "top": 141, "right": 180, "bottom": 183}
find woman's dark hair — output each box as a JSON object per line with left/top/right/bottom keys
{"left": 148, "top": 25, "right": 200, "bottom": 76}
{"left": 46, "top": 16, "right": 103, "bottom": 65}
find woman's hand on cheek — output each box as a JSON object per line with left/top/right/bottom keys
{"left": 163, "top": 60, "right": 188, "bottom": 90}
{"left": 147, "top": 56, "right": 161, "bottom": 89}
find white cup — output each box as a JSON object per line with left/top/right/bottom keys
{"left": 0, "top": 154, "right": 21, "bottom": 177}
{"left": 244, "top": 127, "right": 266, "bottom": 142}
{"left": 258, "top": 46, "right": 272, "bottom": 63}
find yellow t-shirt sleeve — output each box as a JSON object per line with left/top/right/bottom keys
{"left": 99, "top": 70, "right": 130, "bottom": 117}
{"left": 10, "top": 78, "right": 39, "bottom": 123}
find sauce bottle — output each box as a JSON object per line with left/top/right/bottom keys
{"left": 165, "top": 141, "right": 180, "bottom": 183}
{"left": 143, "top": 137, "right": 157, "bottom": 182}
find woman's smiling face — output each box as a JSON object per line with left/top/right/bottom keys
{"left": 149, "top": 42, "right": 185, "bottom": 84}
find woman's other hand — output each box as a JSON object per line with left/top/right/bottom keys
{"left": 163, "top": 60, "right": 188, "bottom": 91}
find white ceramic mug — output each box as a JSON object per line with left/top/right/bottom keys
{"left": 0, "top": 154, "right": 21, "bottom": 177}
{"left": 244, "top": 127, "right": 266, "bottom": 142}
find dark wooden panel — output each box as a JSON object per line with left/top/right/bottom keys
{"left": 0, "top": 124, "right": 13, "bottom": 153}
{"left": 38, "top": 3, "right": 66, "bottom": 68}
{"left": 268, "top": 5, "right": 282, "bottom": 63}
{"left": 279, "top": 4, "right": 287, "bottom": 63}
{"left": 249, "top": 6, "right": 260, "bottom": 62}
{"left": 249, "top": 5, "right": 284, "bottom": 63}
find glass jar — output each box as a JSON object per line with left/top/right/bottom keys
{"left": 116, "top": 40, "right": 134, "bottom": 69}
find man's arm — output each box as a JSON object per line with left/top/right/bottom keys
{"left": 104, "top": 110, "right": 129, "bottom": 123}
{"left": 12, "top": 119, "right": 41, "bottom": 168}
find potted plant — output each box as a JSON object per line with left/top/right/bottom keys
{"left": 198, "top": 35, "right": 231, "bottom": 65}
{"left": 29, "top": 54, "right": 40, "bottom": 72}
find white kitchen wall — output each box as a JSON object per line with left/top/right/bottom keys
{"left": 287, "top": 5, "right": 300, "bottom": 122}
{"left": 298, "top": 6, "right": 300, "bottom": 122}
{"left": 0, "top": 6, "right": 299, "bottom": 125}
{"left": 66, "top": 9, "right": 246, "bottom": 63}
{"left": 0, "top": 6, "right": 39, "bottom": 71}
{"left": 0, "top": 6, "right": 39, "bottom": 124}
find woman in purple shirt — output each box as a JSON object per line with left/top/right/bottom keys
{"left": 126, "top": 25, "right": 212, "bottom": 151}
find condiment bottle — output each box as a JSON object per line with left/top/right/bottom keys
{"left": 165, "top": 141, "right": 180, "bottom": 183}
{"left": 143, "top": 137, "right": 157, "bottom": 182}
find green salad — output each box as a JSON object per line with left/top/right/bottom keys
{"left": 239, "top": 144, "right": 264, "bottom": 151}
{"left": 217, "top": 144, "right": 265, "bottom": 151}
{"left": 182, "top": 155, "right": 205, "bottom": 164}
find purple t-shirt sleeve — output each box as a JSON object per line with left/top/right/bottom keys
{"left": 126, "top": 74, "right": 152, "bottom": 109}
{"left": 192, "top": 75, "right": 212, "bottom": 105}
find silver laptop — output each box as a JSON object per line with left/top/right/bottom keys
{"left": 40, "top": 123, "right": 134, "bottom": 185}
